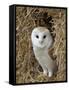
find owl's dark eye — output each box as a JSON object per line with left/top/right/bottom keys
{"left": 36, "top": 35, "right": 39, "bottom": 38}
{"left": 43, "top": 35, "right": 46, "bottom": 39}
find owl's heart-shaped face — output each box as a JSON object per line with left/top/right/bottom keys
{"left": 31, "top": 27, "right": 53, "bottom": 48}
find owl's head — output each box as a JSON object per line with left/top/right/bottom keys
{"left": 31, "top": 27, "right": 53, "bottom": 48}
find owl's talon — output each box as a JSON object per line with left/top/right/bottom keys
{"left": 48, "top": 71, "right": 53, "bottom": 77}
{"left": 43, "top": 70, "right": 47, "bottom": 76}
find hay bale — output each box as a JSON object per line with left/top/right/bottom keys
{"left": 16, "top": 6, "right": 66, "bottom": 84}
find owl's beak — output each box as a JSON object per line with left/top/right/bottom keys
{"left": 39, "top": 40, "right": 43, "bottom": 44}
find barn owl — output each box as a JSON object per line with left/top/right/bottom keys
{"left": 31, "top": 27, "right": 58, "bottom": 77}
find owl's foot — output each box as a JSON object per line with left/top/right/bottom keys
{"left": 43, "top": 70, "right": 48, "bottom": 76}
{"left": 48, "top": 71, "right": 53, "bottom": 77}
